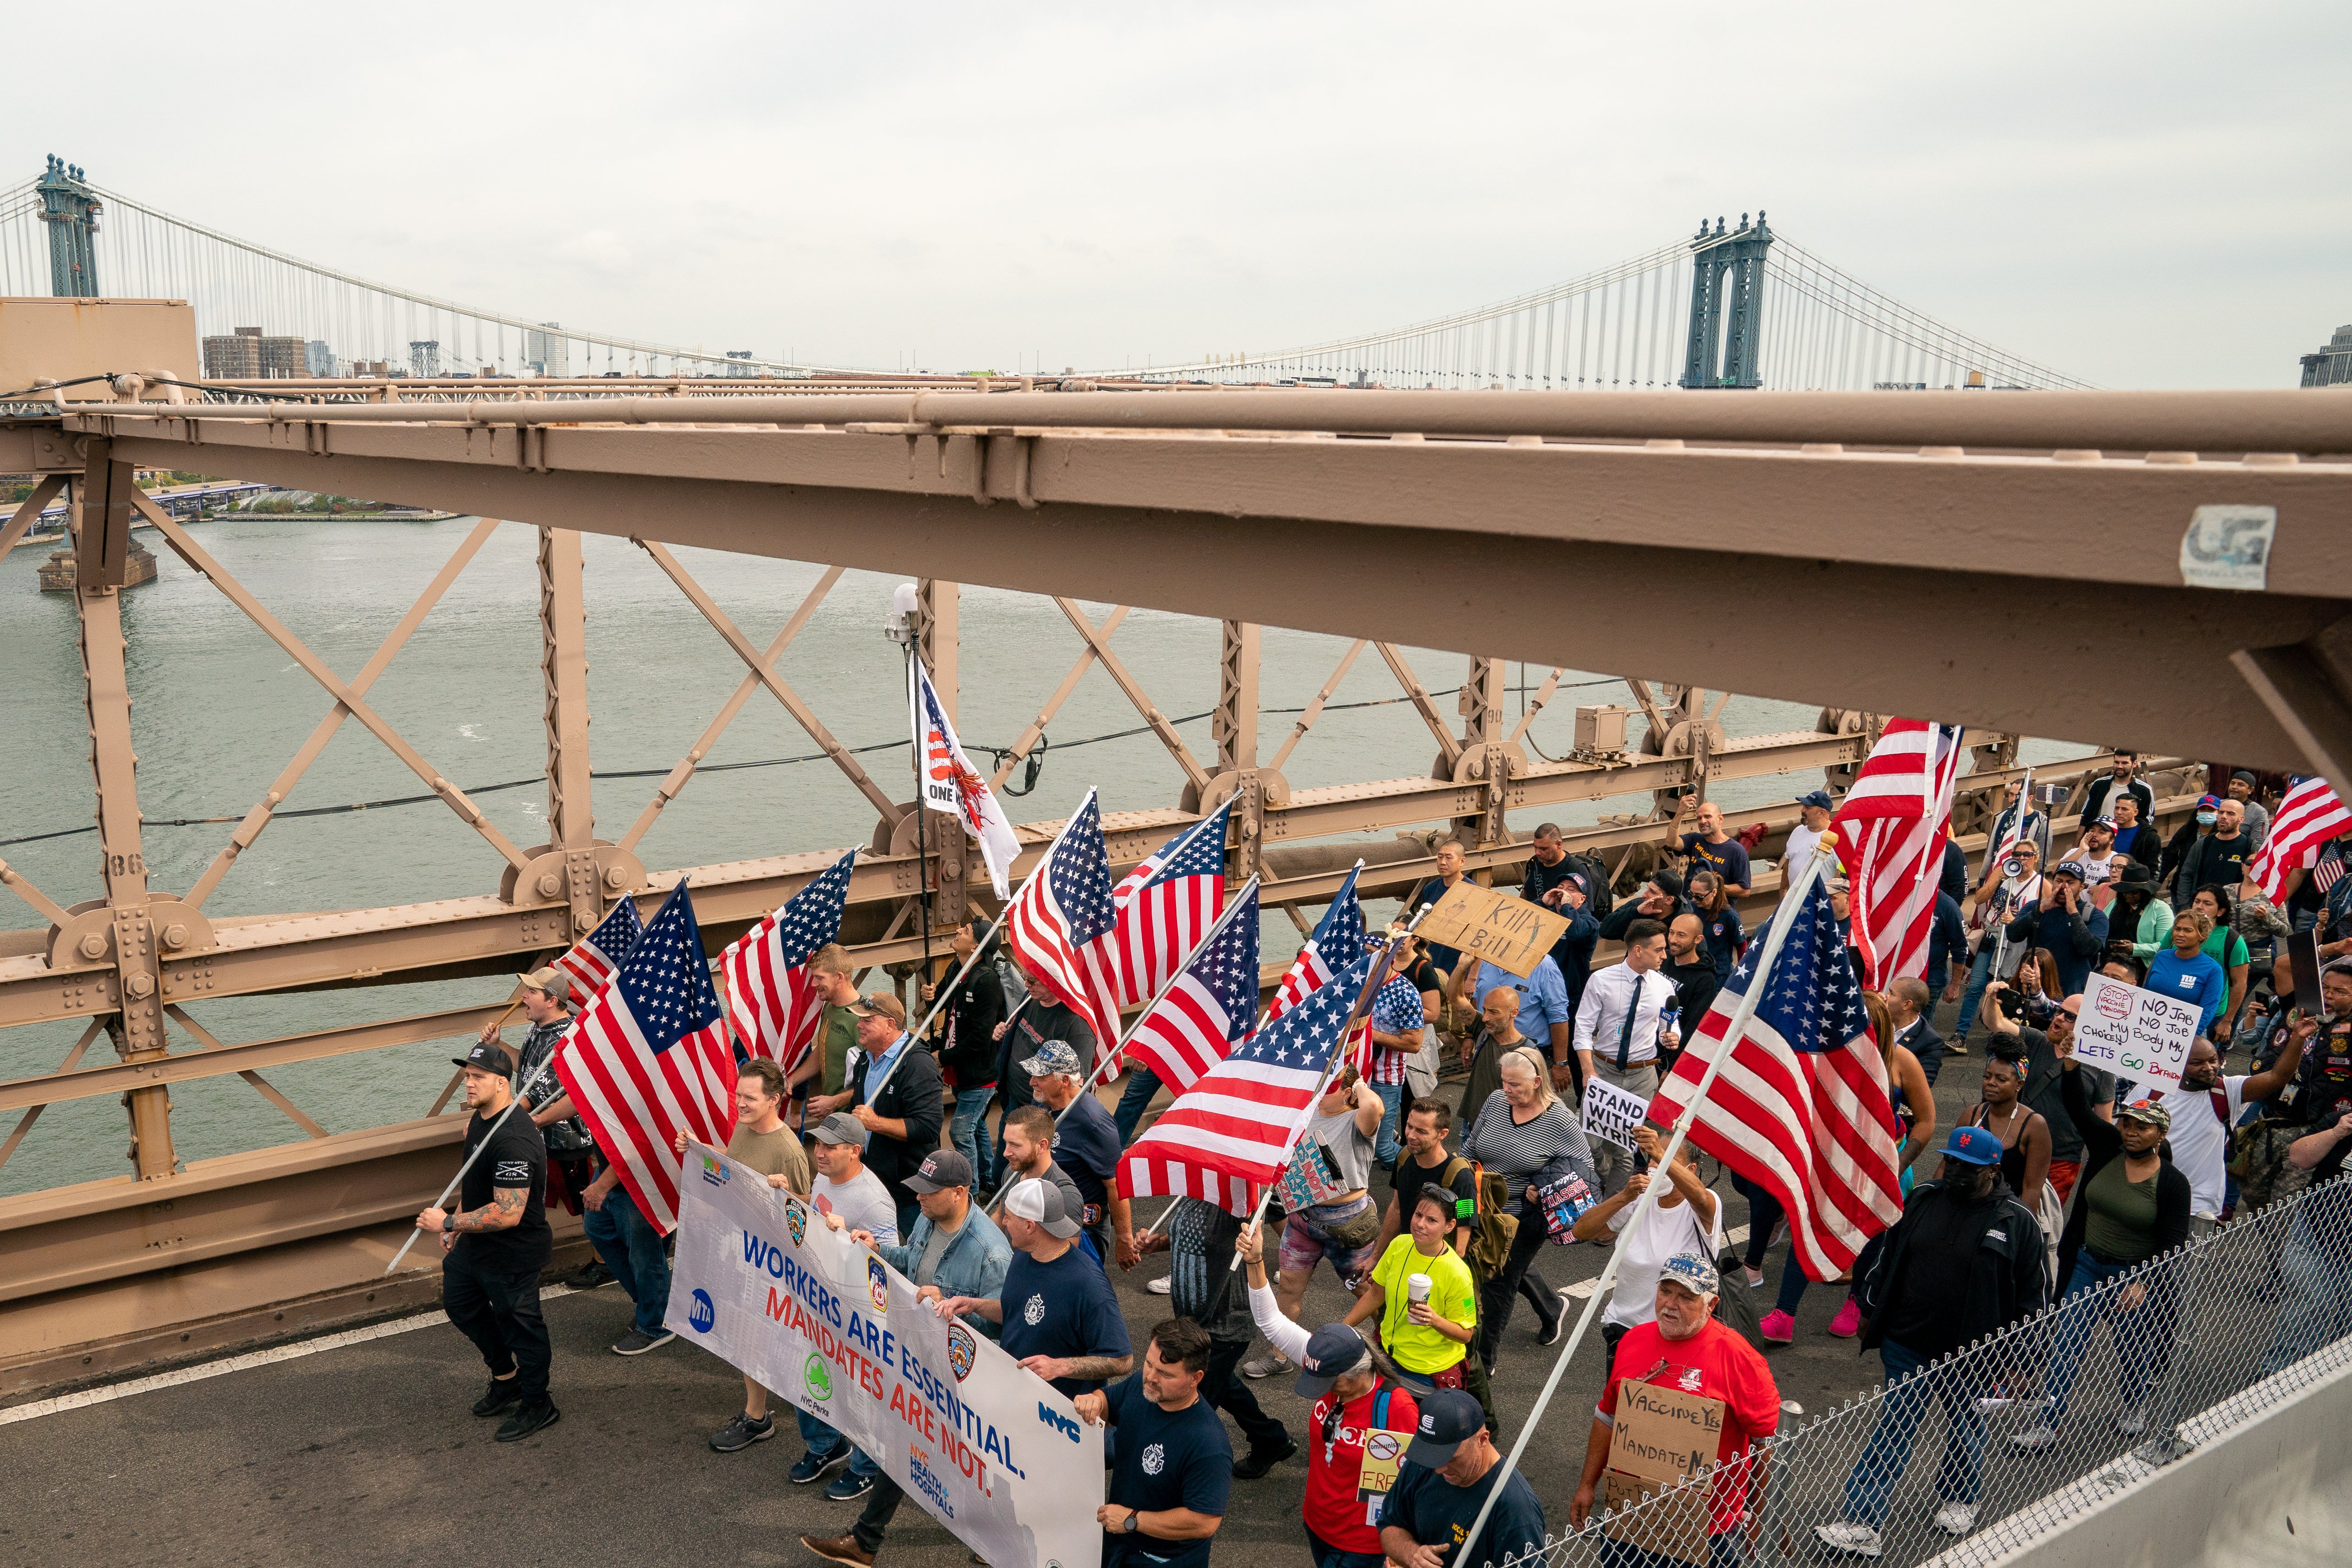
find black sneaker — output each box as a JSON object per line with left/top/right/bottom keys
{"left": 1231, "top": 1438, "right": 1298, "bottom": 1479}
{"left": 612, "top": 1327, "right": 676, "bottom": 1356}
{"left": 710, "top": 1412, "right": 778, "bottom": 1453}
{"left": 472, "top": 1376, "right": 523, "bottom": 1418}
{"left": 566, "top": 1258, "right": 615, "bottom": 1290}
{"left": 495, "top": 1400, "right": 561, "bottom": 1443}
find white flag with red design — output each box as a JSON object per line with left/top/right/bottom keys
{"left": 911, "top": 658, "right": 1019, "bottom": 899}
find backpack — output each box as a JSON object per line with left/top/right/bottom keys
{"left": 1570, "top": 852, "right": 1615, "bottom": 919}
{"left": 1458, "top": 1159, "right": 1519, "bottom": 1279}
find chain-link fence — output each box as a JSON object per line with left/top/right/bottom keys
{"left": 1508, "top": 1173, "right": 2352, "bottom": 1568}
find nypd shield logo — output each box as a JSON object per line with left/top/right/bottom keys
{"left": 946, "top": 1319, "right": 978, "bottom": 1383}
{"left": 785, "top": 1200, "right": 807, "bottom": 1247}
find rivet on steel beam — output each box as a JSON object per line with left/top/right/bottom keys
{"left": 162, "top": 924, "right": 188, "bottom": 950}
{"left": 604, "top": 866, "right": 630, "bottom": 889}
{"left": 125, "top": 973, "right": 155, "bottom": 999}
{"left": 535, "top": 873, "right": 562, "bottom": 898}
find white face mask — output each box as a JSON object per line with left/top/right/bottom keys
{"left": 2197, "top": 811, "right": 2218, "bottom": 826}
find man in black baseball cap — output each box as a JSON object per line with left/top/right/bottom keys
{"left": 413, "top": 1040, "right": 558, "bottom": 1441}
{"left": 1376, "top": 1388, "right": 1545, "bottom": 1568}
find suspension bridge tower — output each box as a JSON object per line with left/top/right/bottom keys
{"left": 37, "top": 155, "right": 101, "bottom": 298}
{"left": 1679, "top": 212, "right": 1771, "bottom": 389}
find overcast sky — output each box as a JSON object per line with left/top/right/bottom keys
{"left": 29, "top": 2, "right": 2347, "bottom": 387}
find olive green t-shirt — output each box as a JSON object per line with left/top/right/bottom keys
{"left": 728, "top": 1123, "right": 811, "bottom": 1197}
{"left": 817, "top": 1005, "right": 858, "bottom": 1096}
{"left": 2083, "top": 1156, "right": 2160, "bottom": 1264}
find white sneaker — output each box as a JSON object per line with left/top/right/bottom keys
{"left": 2011, "top": 1420, "right": 2058, "bottom": 1450}
{"left": 1146, "top": 1275, "right": 1173, "bottom": 1296}
{"left": 1933, "top": 1499, "right": 1977, "bottom": 1536}
{"left": 1813, "top": 1521, "right": 1884, "bottom": 1557}
{"left": 2115, "top": 1403, "right": 2149, "bottom": 1436}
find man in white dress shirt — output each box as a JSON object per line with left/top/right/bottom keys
{"left": 1572, "top": 919, "right": 1680, "bottom": 1194}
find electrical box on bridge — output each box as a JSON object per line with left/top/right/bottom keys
{"left": 0, "top": 297, "right": 200, "bottom": 408}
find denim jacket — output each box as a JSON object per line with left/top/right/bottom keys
{"left": 876, "top": 1205, "right": 1013, "bottom": 1338}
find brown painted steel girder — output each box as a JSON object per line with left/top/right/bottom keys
{"left": 60, "top": 408, "right": 2352, "bottom": 772}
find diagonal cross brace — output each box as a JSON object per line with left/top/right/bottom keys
{"left": 0, "top": 474, "right": 65, "bottom": 558}
{"left": 1052, "top": 598, "right": 1210, "bottom": 793}
{"left": 182, "top": 517, "right": 503, "bottom": 910}
{"left": 633, "top": 541, "right": 901, "bottom": 822}
{"left": 1375, "top": 643, "right": 1463, "bottom": 771}
{"left": 1269, "top": 638, "right": 1369, "bottom": 773}
{"left": 617, "top": 564, "right": 848, "bottom": 854}
{"left": 992, "top": 605, "right": 1132, "bottom": 789}
{"left": 131, "top": 495, "right": 534, "bottom": 873}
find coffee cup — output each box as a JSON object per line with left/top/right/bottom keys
{"left": 1406, "top": 1273, "right": 1432, "bottom": 1305}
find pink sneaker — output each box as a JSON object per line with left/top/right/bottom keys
{"left": 1760, "top": 1309, "right": 1795, "bottom": 1345}
{"left": 1828, "top": 1299, "right": 1862, "bottom": 1338}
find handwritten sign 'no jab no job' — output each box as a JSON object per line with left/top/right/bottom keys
{"left": 2072, "top": 973, "right": 2200, "bottom": 1092}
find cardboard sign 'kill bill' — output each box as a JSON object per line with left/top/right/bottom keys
{"left": 2073, "top": 972, "right": 2200, "bottom": 1093}
{"left": 1413, "top": 882, "right": 1569, "bottom": 980}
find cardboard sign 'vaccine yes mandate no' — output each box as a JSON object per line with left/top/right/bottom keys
{"left": 1602, "top": 1379, "right": 1724, "bottom": 1567}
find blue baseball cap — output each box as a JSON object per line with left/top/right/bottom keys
{"left": 1943, "top": 1126, "right": 2004, "bottom": 1166}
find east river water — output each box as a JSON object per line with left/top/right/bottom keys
{"left": 0, "top": 516, "right": 2079, "bottom": 1196}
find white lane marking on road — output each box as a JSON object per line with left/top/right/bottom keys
{"left": 0, "top": 1283, "right": 578, "bottom": 1426}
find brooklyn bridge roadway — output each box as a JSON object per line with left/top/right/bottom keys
{"left": 0, "top": 1137, "right": 1945, "bottom": 1568}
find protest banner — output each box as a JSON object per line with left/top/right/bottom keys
{"left": 1409, "top": 882, "right": 1568, "bottom": 980}
{"left": 666, "top": 1143, "right": 1105, "bottom": 1568}
{"left": 1580, "top": 1076, "right": 1652, "bottom": 1152}
{"left": 2074, "top": 973, "right": 2200, "bottom": 1094}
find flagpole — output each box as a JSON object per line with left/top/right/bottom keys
{"left": 1451, "top": 832, "right": 1844, "bottom": 1557}
{"left": 977, "top": 874, "right": 1263, "bottom": 1213}
{"left": 1226, "top": 898, "right": 1427, "bottom": 1273}
{"left": 905, "top": 648, "right": 936, "bottom": 1024}
{"left": 859, "top": 789, "right": 1098, "bottom": 1108}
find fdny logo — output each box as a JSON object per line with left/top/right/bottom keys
{"left": 866, "top": 1255, "right": 890, "bottom": 1313}
{"left": 946, "top": 1320, "right": 979, "bottom": 1382}
{"left": 1141, "top": 1443, "right": 1167, "bottom": 1477}
{"left": 1023, "top": 1294, "right": 1046, "bottom": 1327}
{"left": 785, "top": 1201, "right": 807, "bottom": 1247}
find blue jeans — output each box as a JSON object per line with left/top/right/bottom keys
{"left": 1840, "top": 1339, "right": 1986, "bottom": 1527}
{"left": 1955, "top": 946, "right": 1998, "bottom": 1049}
{"left": 795, "top": 1408, "right": 881, "bottom": 1480}
{"left": 1113, "top": 1066, "right": 1163, "bottom": 1147}
{"left": 950, "top": 1085, "right": 997, "bottom": 1188}
{"left": 1369, "top": 1080, "right": 1405, "bottom": 1165}
{"left": 2041, "top": 1251, "right": 2172, "bottom": 1420}
{"left": 582, "top": 1182, "right": 670, "bottom": 1337}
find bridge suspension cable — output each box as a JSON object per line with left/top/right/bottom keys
{"left": 0, "top": 172, "right": 851, "bottom": 381}
{"left": 1124, "top": 216, "right": 2092, "bottom": 393}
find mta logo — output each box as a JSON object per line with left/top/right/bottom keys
{"left": 1037, "top": 1402, "right": 1080, "bottom": 1443}
{"left": 688, "top": 1289, "right": 716, "bottom": 1334}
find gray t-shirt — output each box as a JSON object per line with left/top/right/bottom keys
{"left": 1307, "top": 1103, "right": 1375, "bottom": 1194}
{"left": 914, "top": 1216, "right": 958, "bottom": 1286}
{"left": 814, "top": 1167, "right": 899, "bottom": 1245}
{"left": 2013, "top": 1026, "right": 2112, "bottom": 1163}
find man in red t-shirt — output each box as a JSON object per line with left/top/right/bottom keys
{"left": 1571, "top": 1253, "right": 1781, "bottom": 1558}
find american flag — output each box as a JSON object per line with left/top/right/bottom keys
{"left": 719, "top": 848, "right": 856, "bottom": 1074}
{"left": 1650, "top": 868, "right": 1905, "bottom": 1281}
{"left": 1110, "top": 800, "right": 1233, "bottom": 1007}
{"left": 2249, "top": 775, "right": 2352, "bottom": 901}
{"left": 552, "top": 882, "right": 737, "bottom": 1232}
{"left": 1002, "top": 788, "right": 1123, "bottom": 1062}
{"left": 1119, "top": 879, "right": 1262, "bottom": 1095}
{"left": 1119, "top": 950, "right": 1376, "bottom": 1216}
{"left": 1264, "top": 862, "right": 1363, "bottom": 1026}
{"left": 552, "top": 895, "right": 644, "bottom": 998}
{"left": 1831, "top": 719, "right": 1964, "bottom": 988}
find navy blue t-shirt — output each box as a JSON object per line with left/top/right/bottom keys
{"left": 998, "top": 1244, "right": 1132, "bottom": 1398}
{"left": 1377, "top": 1459, "right": 1547, "bottom": 1568}
{"left": 1052, "top": 1090, "right": 1124, "bottom": 1224}
{"left": 1679, "top": 833, "right": 1752, "bottom": 892}
{"left": 1101, "top": 1373, "right": 1234, "bottom": 1568}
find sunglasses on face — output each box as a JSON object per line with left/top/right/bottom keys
{"left": 2055, "top": 1009, "right": 2078, "bottom": 1021}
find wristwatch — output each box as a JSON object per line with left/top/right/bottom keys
{"left": 1122, "top": 1510, "right": 1140, "bottom": 1535}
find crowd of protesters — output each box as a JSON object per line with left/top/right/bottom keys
{"left": 423, "top": 756, "right": 2352, "bottom": 1568}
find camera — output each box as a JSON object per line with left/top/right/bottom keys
{"left": 1997, "top": 988, "right": 2055, "bottom": 1027}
